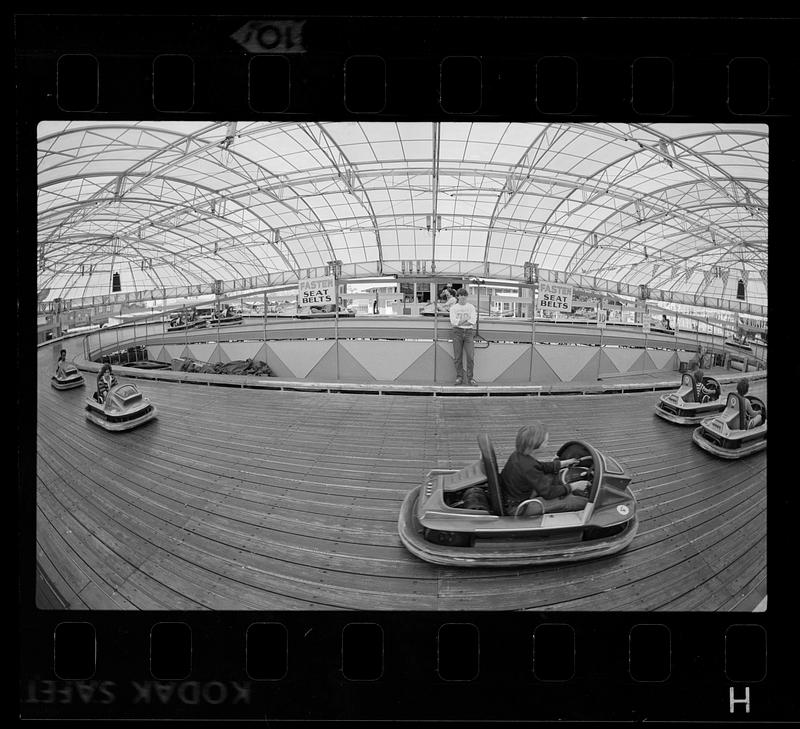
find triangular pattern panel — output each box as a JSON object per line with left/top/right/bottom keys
{"left": 185, "top": 343, "right": 219, "bottom": 364}
{"left": 603, "top": 347, "right": 646, "bottom": 372}
{"left": 520, "top": 347, "right": 562, "bottom": 385}
{"left": 595, "top": 349, "right": 621, "bottom": 377}
{"left": 207, "top": 345, "right": 226, "bottom": 364}
{"left": 395, "top": 344, "right": 436, "bottom": 383}
{"left": 472, "top": 344, "right": 532, "bottom": 383}
{"left": 219, "top": 342, "right": 263, "bottom": 363}
{"left": 570, "top": 351, "right": 601, "bottom": 383}
{"left": 641, "top": 351, "right": 660, "bottom": 372}
{"left": 262, "top": 345, "right": 292, "bottom": 378}
{"left": 162, "top": 344, "right": 187, "bottom": 362}
{"left": 316, "top": 345, "right": 376, "bottom": 382}
{"left": 537, "top": 345, "right": 597, "bottom": 382}
{"left": 268, "top": 340, "right": 335, "bottom": 378}
{"left": 151, "top": 346, "right": 171, "bottom": 363}
{"left": 340, "top": 340, "right": 432, "bottom": 381}
{"left": 493, "top": 348, "right": 535, "bottom": 384}
{"left": 251, "top": 343, "right": 269, "bottom": 363}
{"left": 434, "top": 342, "right": 457, "bottom": 382}
{"left": 304, "top": 343, "right": 358, "bottom": 381}
{"left": 648, "top": 348, "right": 677, "bottom": 370}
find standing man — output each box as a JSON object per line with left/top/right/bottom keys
{"left": 449, "top": 287, "right": 478, "bottom": 385}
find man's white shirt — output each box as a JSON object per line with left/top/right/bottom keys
{"left": 449, "top": 302, "right": 477, "bottom": 328}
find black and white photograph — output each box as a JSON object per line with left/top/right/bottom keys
{"left": 35, "top": 120, "right": 768, "bottom": 611}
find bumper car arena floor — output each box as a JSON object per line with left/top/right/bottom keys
{"left": 35, "top": 349, "right": 766, "bottom": 610}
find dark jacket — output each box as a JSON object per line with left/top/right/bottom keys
{"left": 499, "top": 451, "right": 569, "bottom": 508}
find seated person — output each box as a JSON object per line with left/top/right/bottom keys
{"left": 55, "top": 349, "right": 68, "bottom": 377}
{"left": 661, "top": 315, "right": 672, "bottom": 330}
{"left": 736, "top": 378, "right": 763, "bottom": 428}
{"left": 439, "top": 289, "right": 456, "bottom": 310}
{"left": 95, "top": 364, "right": 118, "bottom": 404}
{"left": 499, "top": 422, "right": 591, "bottom": 515}
{"left": 691, "top": 366, "right": 715, "bottom": 400}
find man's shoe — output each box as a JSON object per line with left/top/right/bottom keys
{"left": 454, "top": 378, "right": 463, "bottom": 385}
{"left": 468, "top": 379, "right": 477, "bottom": 386}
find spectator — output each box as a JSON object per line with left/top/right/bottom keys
{"left": 440, "top": 288, "right": 456, "bottom": 310}
{"left": 449, "top": 288, "right": 478, "bottom": 385}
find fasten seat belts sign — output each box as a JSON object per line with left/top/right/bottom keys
{"left": 298, "top": 276, "right": 335, "bottom": 307}
{"left": 537, "top": 282, "right": 574, "bottom": 312}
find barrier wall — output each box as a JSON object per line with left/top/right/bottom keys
{"left": 78, "top": 317, "right": 711, "bottom": 386}
{"left": 141, "top": 338, "right": 678, "bottom": 384}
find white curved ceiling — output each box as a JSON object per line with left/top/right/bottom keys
{"left": 37, "top": 121, "right": 768, "bottom": 305}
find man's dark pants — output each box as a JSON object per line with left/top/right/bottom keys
{"left": 452, "top": 326, "right": 475, "bottom": 381}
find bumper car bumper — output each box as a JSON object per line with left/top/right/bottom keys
{"left": 398, "top": 485, "right": 638, "bottom": 567}
{"left": 85, "top": 403, "right": 158, "bottom": 431}
{"left": 691, "top": 426, "right": 766, "bottom": 459}
{"left": 655, "top": 401, "right": 724, "bottom": 425}
{"left": 51, "top": 375, "right": 85, "bottom": 390}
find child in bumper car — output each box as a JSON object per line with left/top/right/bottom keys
{"left": 96, "top": 364, "right": 118, "bottom": 404}
{"left": 691, "top": 366, "right": 716, "bottom": 402}
{"left": 736, "top": 378, "right": 763, "bottom": 428}
{"left": 55, "top": 349, "right": 68, "bottom": 377}
{"left": 499, "top": 422, "right": 591, "bottom": 515}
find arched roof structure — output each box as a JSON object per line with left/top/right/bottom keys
{"left": 37, "top": 121, "right": 767, "bottom": 307}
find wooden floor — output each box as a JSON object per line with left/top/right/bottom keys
{"left": 36, "top": 350, "right": 767, "bottom": 610}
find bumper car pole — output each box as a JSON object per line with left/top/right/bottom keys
{"left": 529, "top": 282, "right": 537, "bottom": 382}
{"left": 263, "top": 291, "right": 268, "bottom": 367}
{"left": 433, "top": 287, "right": 438, "bottom": 380}
{"left": 216, "top": 296, "right": 221, "bottom": 363}
{"left": 596, "top": 310, "right": 604, "bottom": 380}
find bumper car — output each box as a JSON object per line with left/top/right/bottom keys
{"left": 295, "top": 305, "right": 355, "bottom": 319}
{"left": 655, "top": 374, "right": 724, "bottom": 424}
{"left": 85, "top": 382, "right": 158, "bottom": 431}
{"left": 692, "top": 392, "right": 766, "bottom": 459}
{"left": 125, "top": 360, "right": 172, "bottom": 370}
{"left": 168, "top": 317, "right": 200, "bottom": 331}
{"left": 398, "top": 434, "right": 638, "bottom": 567}
{"left": 420, "top": 302, "right": 451, "bottom": 317}
{"left": 51, "top": 365, "right": 85, "bottom": 390}
{"left": 210, "top": 311, "right": 243, "bottom": 326}
{"left": 725, "top": 338, "right": 753, "bottom": 353}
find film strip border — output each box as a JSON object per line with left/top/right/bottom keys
{"left": 15, "top": 16, "right": 795, "bottom": 118}
{"left": 17, "top": 13, "right": 795, "bottom": 725}
{"left": 21, "top": 615, "right": 789, "bottom": 721}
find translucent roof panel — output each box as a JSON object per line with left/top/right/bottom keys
{"left": 37, "top": 121, "right": 767, "bottom": 306}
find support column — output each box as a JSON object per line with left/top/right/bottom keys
{"left": 264, "top": 291, "right": 269, "bottom": 366}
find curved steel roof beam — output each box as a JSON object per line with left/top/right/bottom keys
{"left": 626, "top": 123, "right": 768, "bottom": 211}
{"left": 38, "top": 122, "right": 230, "bottom": 236}
{"left": 568, "top": 198, "right": 768, "bottom": 275}
{"left": 45, "top": 233, "right": 198, "bottom": 300}
{"left": 296, "top": 122, "right": 385, "bottom": 270}
{"left": 39, "top": 173, "right": 302, "bottom": 274}
{"left": 40, "top": 122, "right": 332, "bottom": 274}
{"left": 480, "top": 124, "right": 563, "bottom": 266}
{"left": 41, "top": 229, "right": 233, "bottom": 283}
{"left": 40, "top": 209, "right": 282, "bottom": 285}
{"left": 557, "top": 136, "right": 766, "bottom": 272}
